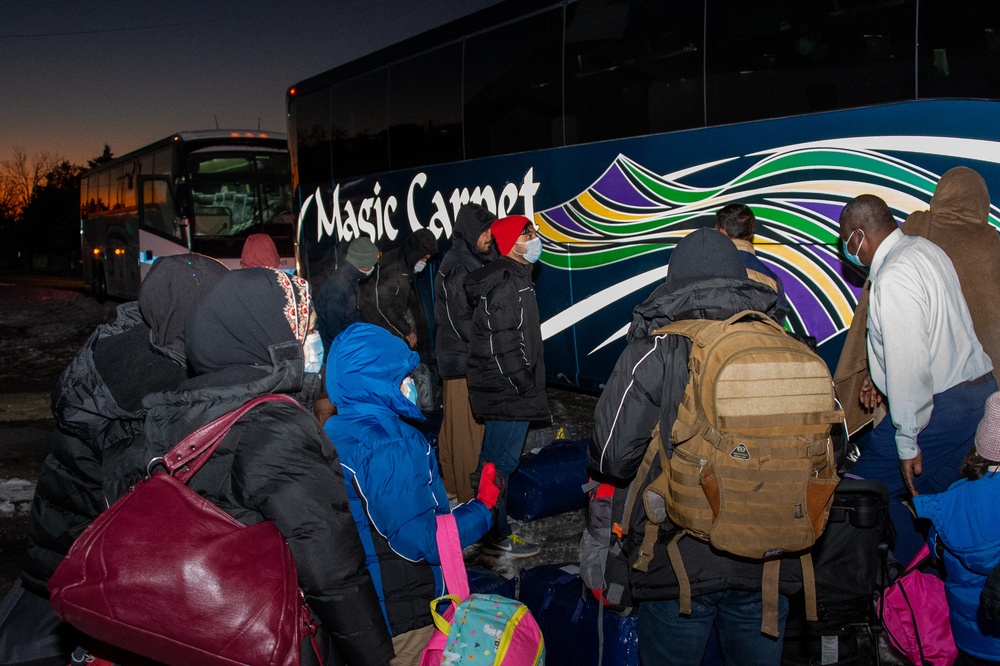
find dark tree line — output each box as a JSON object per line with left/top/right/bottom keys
{"left": 0, "top": 145, "right": 113, "bottom": 271}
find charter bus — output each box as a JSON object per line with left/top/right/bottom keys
{"left": 80, "top": 130, "right": 295, "bottom": 300}
{"left": 286, "top": 0, "right": 1000, "bottom": 391}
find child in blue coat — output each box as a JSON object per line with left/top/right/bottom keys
{"left": 325, "top": 322, "right": 498, "bottom": 665}
{"left": 914, "top": 390, "right": 1000, "bottom": 665}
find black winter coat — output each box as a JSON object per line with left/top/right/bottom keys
{"left": 132, "top": 343, "right": 390, "bottom": 666}
{"left": 434, "top": 205, "right": 496, "bottom": 379}
{"left": 359, "top": 247, "right": 420, "bottom": 340}
{"left": 464, "top": 257, "right": 548, "bottom": 421}
{"left": 314, "top": 263, "right": 365, "bottom": 354}
{"left": 590, "top": 269, "right": 804, "bottom": 602}
{"left": 22, "top": 302, "right": 186, "bottom": 594}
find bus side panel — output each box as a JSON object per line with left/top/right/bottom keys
{"left": 293, "top": 99, "right": 1000, "bottom": 390}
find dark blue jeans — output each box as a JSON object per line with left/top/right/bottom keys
{"left": 474, "top": 419, "right": 529, "bottom": 539}
{"left": 638, "top": 591, "right": 789, "bottom": 666}
{"left": 851, "top": 374, "right": 997, "bottom": 565}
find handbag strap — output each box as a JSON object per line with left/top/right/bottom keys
{"left": 163, "top": 394, "right": 302, "bottom": 484}
{"left": 434, "top": 513, "right": 470, "bottom": 600}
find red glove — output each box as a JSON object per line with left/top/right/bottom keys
{"left": 476, "top": 463, "right": 501, "bottom": 509}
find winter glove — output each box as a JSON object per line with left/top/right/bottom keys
{"left": 982, "top": 563, "right": 1000, "bottom": 623}
{"left": 476, "top": 462, "right": 501, "bottom": 509}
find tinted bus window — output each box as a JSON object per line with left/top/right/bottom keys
{"left": 920, "top": 0, "right": 1000, "bottom": 99}
{"left": 142, "top": 180, "right": 175, "bottom": 236}
{"left": 565, "top": 0, "right": 704, "bottom": 143}
{"left": 97, "top": 171, "right": 110, "bottom": 212}
{"left": 330, "top": 69, "right": 389, "bottom": 178}
{"left": 464, "top": 8, "right": 565, "bottom": 159}
{"left": 706, "top": 0, "right": 916, "bottom": 125}
{"left": 294, "top": 87, "right": 333, "bottom": 186}
{"left": 388, "top": 43, "right": 463, "bottom": 169}
{"left": 153, "top": 147, "right": 173, "bottom": 176}
{"left": 122, "top": 163, "right": 137, "bottom": 209}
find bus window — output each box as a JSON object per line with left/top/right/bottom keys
{"left": 141, "top": 179, "right": 178, "bottom": 237}
{"left": 919, "top": 0, "right": 1000, "bottom": 99}
{"left": 97, "top": 171, "right": 110, "bottom": 212}
{"left": 293, "top": 87, "right": 333, "bottom": 186}
{"left": 122, "top": 163, "right": 137, "bottom": 209}
{"left": 255, "top": 153, "right": 294, "bottom": 225}
{"left": 330, "top": 70, "right": 389, "bottom": 178}
{"left": 388, "top": 43, "right": 463, "bottom": 169}
{"left": 565, "top": 0, "right": 704, "bottom": 143}
{"left": 153, "top": 147, "right": 173, "bottom": 176}
{"left": 464, "top": 8, "right": 564, "bottom": 158}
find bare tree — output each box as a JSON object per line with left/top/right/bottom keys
{"left": 0, "top": 148, "right": 65, "bottom": 222}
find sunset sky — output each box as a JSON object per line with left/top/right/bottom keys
{"left": 0, "top": 0, "right": 501, "bottom": 166}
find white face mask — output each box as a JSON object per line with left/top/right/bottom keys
{"left": 413, "top": 260, "right": 427, "bottom": 274}
{"left": 400, "top": 376, "right": 418, "bottom": 405}
{"left": 303, "top": 332, "right": 324, "bottom": 374}
{"left": 360, "top": 266, "right": 375, "bottom": 277}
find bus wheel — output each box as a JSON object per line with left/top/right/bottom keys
{"left": 92, "top": 267, "right": 107, "bottom": 303}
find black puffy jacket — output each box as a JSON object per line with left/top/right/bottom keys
{"left": 22, "top": 302, "right": 187, "bottom": 594}
{"left": 464, "top": 257, "right": 548, "bottom": 422}
{"left": 590, "top": 230, "right": 802, "bottom": 603}
{"left": 434, "top": 204, "right": 496, "bottom": 379}
{"left": 129, "top": 268, "right": 392, "bottom": 666}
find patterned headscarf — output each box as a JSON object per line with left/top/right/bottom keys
{"left": 275, "top": 270, "right": 311, "bottom": 343}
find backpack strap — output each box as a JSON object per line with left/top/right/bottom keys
{"left": 665, "top": 532, "right": 692, "bottom": 616}
{"left": 762, "top": 560, "right": 781, "bottom": 638}
{"left": 802, "top": 552, "right": 818, "bottom": 622}
{"left": 620, "top": 422, "right": 665, "bottom": 539}
{"left": 434, "top": 513, "right": 470, "bottom": 600}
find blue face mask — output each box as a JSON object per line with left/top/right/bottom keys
{"left": 303, "top": 332, "right": 324, "bottom": 374}
{"left": 518, "top": 237, "right": 543, "bottom": 263}
{"left": 400, "top": 376, "right": 418, "bottom": 405}
{"left": 842, "top": 229, "right": 865, "bottom": 267}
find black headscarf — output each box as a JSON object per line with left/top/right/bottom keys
{"left": 186, "top": 268, "right": 311, "bottom": 374}
{"left": 138, "top": 253, "right": 229, "bottom": 363}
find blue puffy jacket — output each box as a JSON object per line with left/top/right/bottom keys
{"left": 325, "top": 323, "right": 493, "bottom": 636}
{"left": 914, "top": 473, "right": 1000, "bottom": 660}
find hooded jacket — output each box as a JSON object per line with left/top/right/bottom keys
{"left": 434, "top": 204, "right": 497, "bottom": 379}
{"left": 464, "top": 256, "right": 549, "bottom": 422}
{"left": 360, "top": 229, "right": 438, "bottom": 342}
{"left": 591, "top": 228, "right": 802, "bottom": 602}
{"left": 22, "top": 254, "right": 227, "bottom": 595}
{"left": 133, "top": 269, "right": 392, "bottom": 666}
{"left": 914, "top": 474, "right": 1000, "bottom": 660}
{"left": 325, "top": 323, "right": 492, "bottom": 635}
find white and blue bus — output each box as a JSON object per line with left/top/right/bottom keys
{"left": 80, "top": 130, "right": 295, "bottom": 301}
{"left": 286, "top": 0, "right": 1000, "bottom": 391}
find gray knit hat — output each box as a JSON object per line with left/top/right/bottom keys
{"left": 976, "top": 391, "right": 1000, "bottom": 462}
{"left": 345, "top": 237, "right": 378, "bottom": 269}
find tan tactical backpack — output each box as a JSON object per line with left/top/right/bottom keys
{"left": 635, "top": 310, "right": 842, "bottom": 636}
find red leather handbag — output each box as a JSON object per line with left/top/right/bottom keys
{"left": 49, "top": 394, "right": 319, "bottom": 666}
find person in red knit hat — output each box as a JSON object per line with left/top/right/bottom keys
{"left": 463, "top": 215, "right": 549, "bottom": 557}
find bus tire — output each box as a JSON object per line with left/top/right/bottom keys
{"left": 92, "top": 265, "right": 107, "bottom": 303}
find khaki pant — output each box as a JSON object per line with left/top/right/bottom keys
{"left": 438, "top": 378, "right": 484, "bottom": 503}
{"left": 389, "top": 624, "right": 435, "bottom": 666}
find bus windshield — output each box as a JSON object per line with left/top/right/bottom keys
{"left": 188, "top": 150, "right": 293, "bottom": 237}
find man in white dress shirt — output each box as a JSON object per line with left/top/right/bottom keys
{"left": 838, "top": 194, "right": 996, "bottom": 564}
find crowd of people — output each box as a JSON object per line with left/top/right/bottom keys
{"left": 0, "top": 166, "right": 999, "bottom": 666}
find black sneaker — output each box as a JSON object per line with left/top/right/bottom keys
{"left": 481, "top": 533, "right": 540, "bottom": 558}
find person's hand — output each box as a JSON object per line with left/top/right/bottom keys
{"left": 859, "top": 372, "right": 883, "bottom": 411}
{"left": 405, "top": 331, "right": 417, "bottom": 348}
{"left": 476, "top": 463, "right": 501, "bottom": 509}
{"left": 900, "top": 450, "right": 923, "bottom": 497}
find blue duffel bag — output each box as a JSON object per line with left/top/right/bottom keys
{"left": 507, "top": 439, "right": 590, "bottom": 522}
{"left": 518, "top": 563, "right": 639, "bottom": 666}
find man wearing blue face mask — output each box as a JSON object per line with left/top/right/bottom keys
{"left": 838, "top": 194, "right": 996, "bottom": 565}
{"left": 464, "top": 215, "right": 549, "bottom": 557}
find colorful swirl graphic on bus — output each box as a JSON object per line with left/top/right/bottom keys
{"left": 534, "top": 142, "right": 1000, "bottom": 354}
